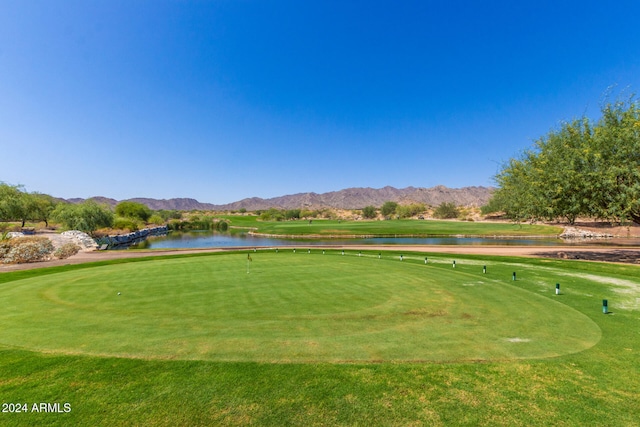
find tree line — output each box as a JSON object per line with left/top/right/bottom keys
{"left": 0, "top": 184, "right": 182, "bottom": 234}
{"left": 486, "top": 97, "right": 640, "bottom": 224}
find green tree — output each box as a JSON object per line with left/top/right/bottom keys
{"left": 285, "top": 209, "right": 301, "bottom": 220}
{"left": 396, "top": 203, "right": 426, "bottom": 219}
{"left": 380, "top": 201, "right": 398, "bottom": 217}
{"left": 433, "top": 202, "right": 459, "bottom": 219}
{"left": 115, "top": 201, "right": 152, "bottom": 222}
{"left": 52, "top": 200, "right": 114, "bottom": 234}
{"left": 260, "top": 208, "right": 284, "bottom": 221}
{"left": 362, "top": 205, "right": 377, "bottom": 219}
{"left": 0, "top": 185, "right": 57, "bottom": 227}
{"left": 489, "top": 96, "right": 640, "bottom": 224}
{"left": 0, "top": 183, "right": 26, "bottom": 223}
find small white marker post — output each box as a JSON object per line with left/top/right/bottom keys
{"left": 308, "top": 249, "right": 310, "bottom": 254}
{"left": 602, "top": 299, "right": 608, "bottom": 314}
{"left": 275, "top": 248, "right": 278, "bottom": 253}
{"left": 342, "top": 250, "right": 344, "bottom": 256}
{"left": 400, "top": 254, "right": 403, "bottom": 261}
{"left": 424, "top": 257, "right": 428, "bottom": 264}
{"left": 512, "top": 272, "right": 516, "bottom": 281}
{"left": 483, "top": 265, "right": 487, "bottom": 274}
{"left": 322, "top": 250, "right": 325, "bottom": 255}
{"left": 556, "top": 283, "right": 560, "bottom": 295}
{"left": 359, "top": 251, "right": 361, "bottom": 257}
{"left": 293, "top": 248, "right": 296, "bottom": 253}
{"left": 453, "top": 260, "right": 456, "bottom": 268}
{"left": 378, "top": 252, "right": 381, "bottom": 259}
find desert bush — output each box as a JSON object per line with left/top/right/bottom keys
{"left": 381, "top": 201, "right": 398, "bottom": 217}
{"left": 115, "top": 201, "right": 152, "bottom": 222}
{"left": 362, "top": 206, "right": 377, "bottom": 219}
{"left": 433, "top": 202, "right": 460, "bottom": 219}
{"left": 113, "top": 216, "right": 140, "bottom": 232}
{"left": 396, "top": 203, "right": 426, "bottom": 219}
{"left": 216, "top": 220, "right": 229, "bottom": 231}
{"left": 260, "top": 208, "right": 284, "bottom": 221}
{"left": 1, "top": 236, "right": 54, "bottom": 264}
{"left": 52, "top": 200, "right": 114, "bottom": 234}
{"left": 148, "top": 214, "right": 165, "bottom": 225}
{"left": 54, "top": 242, "right": 81, "bottom": 259}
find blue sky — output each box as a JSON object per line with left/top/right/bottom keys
{"left": 2, "top": 1, "right": 640, "bottom": 204}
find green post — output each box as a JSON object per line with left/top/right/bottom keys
{"left": 602, "top": 299, "right": 608, "bottom": 314}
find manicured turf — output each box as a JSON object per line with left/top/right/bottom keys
{"left": 224, "top": 216, "right": 563, "bottom": 237}
{"left": 0, "top": 251, "right": 638, "bottom": 426}
{"left": 0, "top": 252, "right": 599, "bottom": 362}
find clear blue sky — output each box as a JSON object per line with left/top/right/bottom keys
{"left": 2, "top": 1, "right": 640, "bottom": 204}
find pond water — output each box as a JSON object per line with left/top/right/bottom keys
{"left": 132, "top": 231, "right": 640, "bottom": 249}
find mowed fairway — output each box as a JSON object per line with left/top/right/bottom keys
{"left": 1, "top": 251, "right": 639, "bottom": 426}
{"left": 0, "top": 252, "right": 599, "bottom": 362}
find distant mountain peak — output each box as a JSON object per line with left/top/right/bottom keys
{"left": 65, "top": 185, "right": 494, "bottom": 211}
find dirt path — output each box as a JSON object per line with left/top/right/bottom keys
{"left": 2, "top": 244, "right": 639, "bottom": 272}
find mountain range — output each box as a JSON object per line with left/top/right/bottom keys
{"left": 68, "top": 185, "right": 494, "bottom": 211}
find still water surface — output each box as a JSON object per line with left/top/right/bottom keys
{"left": 134, "top": 231, "right": 639, "bottom": 249}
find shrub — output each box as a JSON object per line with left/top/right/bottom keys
{"left": 51, "top": 200, "right": 114, "bottom": 234}
{"left": 1, "top": 236, "right": 54, "bottom": 264}
{"left": 216, "top": 220, "right": 229, "bottom": 231}
{"left": 396, "top": 203, "right": 426, "bottom": 219}
{"left": 54, "top": 242, "right": 81, "bottom": 259}
{"left": 381, "top": 201, "right": 398, "bottom": 217}
{"left": 113, "top": 216, "right": 140, "bottom": 232}
{"left": 433, "top": 202, "right": 460, "bottom": 219}
{"left": 362, "top": 206, "right": 377, "bottom": 219}
{"left": 260, "top": 208, "right": 284, "bottom": 221}
{"left": 115, "top": 201, "right": 152, "bottom": 222}
{"left": 148, "top": 214, "right": 165, "bottom": 225}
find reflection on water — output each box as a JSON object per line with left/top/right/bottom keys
{"left": 133, "top": 231, "right": 640, "bottom": 249}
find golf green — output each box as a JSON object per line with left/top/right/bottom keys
{"left": 0, "top": 252, "right": 600, "bottom": 362}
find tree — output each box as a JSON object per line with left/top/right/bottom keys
{"left": 285, "top": 209, "right": 301, "bottom": 220}
{"left": 115, "top": 201, "right": 152, "bottom": 222}
{"left": 0, "top": 184, "right": 56, "bottom": 227}
{"left": 260, "top": 208, "right": 284, "bottom": 221}
{"left": 487, "top": 96, "right": 640, "bottom": 224}
{"left": 433, "top": 202, "right": 459, "bottom": 219}
{"left": 396, "top": 203, "right": 426, "bottom": 219}
{"left": 52, "top": 200, "right": 114, "bottom": 234}
{"left": 380, "top": 201, "right": 398, "bottom": 217}
{"left": 362, "top": 205, "right": 377, "bottom": 219}
{"left": 0, "top": 183, "right": 25, "bottom": 223}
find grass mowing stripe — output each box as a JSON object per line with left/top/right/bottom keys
{"left": 0, "top": 252, "right": 600, "bottom": 363}
{"left": 0, "top": 251, "right": 638, "bottom": 425}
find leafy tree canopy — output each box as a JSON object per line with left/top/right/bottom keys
{"left": 488, "top": 96, "right": 640, "bottom": 224}
{"left": 115, "top": 201, "right": 152, "bottom": 222}
{"left": 52, "top": 200, "right": 114, "bottom": 234}
{"left": 381, "top": 201, "right": 398, "bottom": 217}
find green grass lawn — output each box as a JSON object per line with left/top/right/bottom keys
{"left": 0, "top": 251, "right": 638, "bottom": 425}
{"left": 224, "top": 216, "right": 562, "bottom": 237}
